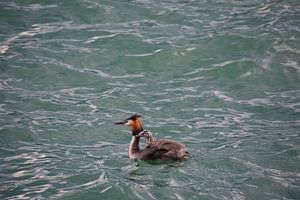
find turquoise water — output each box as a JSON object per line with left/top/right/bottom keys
{"left": 1, "top": 0, "right": 300, "bottom": 199}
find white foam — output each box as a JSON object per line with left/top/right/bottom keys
{"left": 125, "top": 49, "right": 162, "bottom": 57}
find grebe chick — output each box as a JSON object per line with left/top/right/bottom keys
{"left": 114, "top": 113, "right": 189, "bottom": 161}
{"left": 137, "top": 130, "right": 155, "bottom": 143}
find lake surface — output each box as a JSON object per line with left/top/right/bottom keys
{"left": 1, "top": 0, "right": 300, "bottom": 199}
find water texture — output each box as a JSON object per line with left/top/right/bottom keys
{"left": 0, "top": 0, "right": 300, "bottom": 199}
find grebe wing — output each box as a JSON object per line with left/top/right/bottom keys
{"left": 140, "top": 145, "right": 168, "bottom": 160}
{"left": 140, "top": 139, "right": 186, "bottom": 160}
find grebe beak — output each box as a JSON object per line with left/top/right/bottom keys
{"left": 114, "top": 120, "right": 127, "bottom": 125}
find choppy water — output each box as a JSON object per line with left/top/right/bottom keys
{"left": 1, "top": 0, "right": 300, "bottom": 199}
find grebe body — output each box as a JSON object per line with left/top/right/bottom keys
{"left": 115, "top": 113, "right": 189, "bottom": 161}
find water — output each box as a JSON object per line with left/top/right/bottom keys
{"left": 1, "top": 0, "right": 300, "bottom": 199}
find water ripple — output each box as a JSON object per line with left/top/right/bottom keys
{"left": 1, "top": 0, "right": 299, "bottom": 199}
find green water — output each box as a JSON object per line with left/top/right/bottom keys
{"left": 1, "top": 0, "right": 300, "bottom": 199}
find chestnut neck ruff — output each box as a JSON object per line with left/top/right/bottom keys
{"left": 131, "top": 118, "right": 143, "bottom": 136}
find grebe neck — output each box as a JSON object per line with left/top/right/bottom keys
{"left": 129, "top": 136, "right": 140, "bottom": 159}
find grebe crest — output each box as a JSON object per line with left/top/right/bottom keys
{"left": 114, "top": 113, "right": 143, "bottom": 136}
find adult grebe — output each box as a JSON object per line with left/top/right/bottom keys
{"left": 115, "top": 113, "right": 189, "bottom": 161}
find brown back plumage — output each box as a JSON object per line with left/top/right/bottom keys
{"left": 140, "top": 139, "right": 188, "bottom": 161}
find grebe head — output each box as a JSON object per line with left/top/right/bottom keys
{"left": 114, "top": 113, "right": 143, "bottom": 136}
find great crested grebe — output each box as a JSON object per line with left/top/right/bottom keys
{"left": 115, "top": 113, "right": 189, "bottom": 161}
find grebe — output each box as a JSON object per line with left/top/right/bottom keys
{"left": 115, "top": 113, "right": 189, "bottom": 161}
